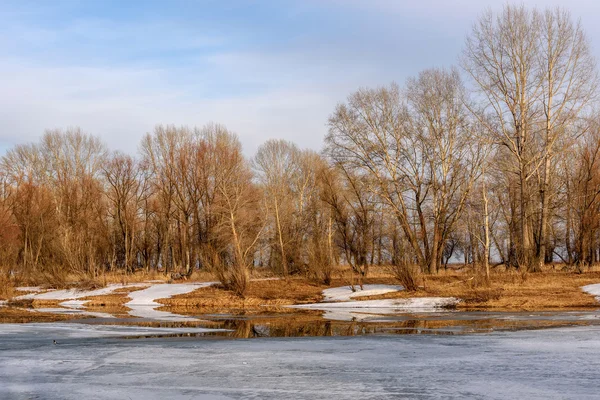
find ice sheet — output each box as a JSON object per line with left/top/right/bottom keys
{"left": 1, "top": 324, "right": 599, "bottom": 399}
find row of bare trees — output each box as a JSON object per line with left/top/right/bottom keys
{"left": 1, "top": 4, "right": 600, "bottom": 293}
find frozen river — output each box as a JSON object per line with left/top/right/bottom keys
{"left": 1, "top": 323, "right": 600, "bottom": 399}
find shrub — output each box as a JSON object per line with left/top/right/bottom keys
{"left": 390, "top": 262, "right": 419, "bottom": 292}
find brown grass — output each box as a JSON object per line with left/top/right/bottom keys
{"left": 162, "top": 279, "right": 325, "bottom": 311}
{"left": 355, "top": 269, "right": 600, "bottom": 310}
{"left": 21, "top": 285, "right": 149, "bottom": 308}
{"left": 163, "top": 276, "right": 400, "bottom": 312}
{"left": 6, "top": 265, "right": 600, "bottom": 313}
{"left": 0, "top": 275, "right": 14, "bottom": 301}
{"left": 163, "top": 267, "right": 600, "bottom": 311}
{"left": 0, "top": 307, "right": 79, "bottom": 323}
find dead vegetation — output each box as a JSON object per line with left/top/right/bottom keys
{"left": 353, "top": 268, "right": 600, "bottom": 310}
{"left": 0, "top": 307, "right": 79, "bottom": 324}
{"left": 4, "top": 263, "right": 600, "bottom": 314}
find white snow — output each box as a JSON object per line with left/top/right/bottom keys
{"left": 9, "top": 281, "right": 218, "bottom": 322}
{"left": 582, "top": 283, "right": 600, "bottom": 300}
{"left": 294, "top": 297, "right": 459, "bottom": 310}
{"left": 291, "top": 297, "right": 459, "bottom": 321}
{"left": 125, "top": 282, "right": 217, "bottom": 321}
{"left": 322, "top": 284, "right": 404, "bottom": 302}
{"left": 29, "top": 307, "right": 116, "bottom": 319}
{"left": 16, "top": 283, "right": 151, "bottom": 301}
{"left": 59, "top": 300, "right": 88, "bottom": 309}
{"left": 293, "top": 284, "right": 457, "bottom": 321}
{"left": 15, "top": 286, "right": 44, "bottom": 292}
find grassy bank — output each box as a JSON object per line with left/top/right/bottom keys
{"left": 4, "top": 267, "right": 600, "bottom": 313}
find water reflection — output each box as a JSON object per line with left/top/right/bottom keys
{"left": 198, "top": 311, "right": 599, "bottom": 338}
{"left": 3, "top": 304, "right": 600, "bottom": 338}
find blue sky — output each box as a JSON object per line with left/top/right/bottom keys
{"left": 2, "top": 0, "right": 600, "bottom": 156}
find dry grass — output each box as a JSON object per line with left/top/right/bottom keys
{"left": 0, "top": 307, "right": 79, "bottom": 323}
{"left": 163, "top": 276, "right": 400, "bottom": 312}
{"left": 6, "top": 264, "right": 600, "bottom": 313}
{"left": 0, "top": 275, "right": 15, "bottom": 301}
{"left": 355, "top": 269, "right": 600, "bottom": 310}
{"left": 162, "top": 279, "right": 325, "bottom": 311}
{"left": 22, "top": 285, "right": 149, "bottom": 308}
{"left": 81, "top": 285, "right": 148, "bottom": 307}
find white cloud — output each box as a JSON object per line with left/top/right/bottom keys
{"left": 3, "top": 0, "right": 600, "bottom": 159}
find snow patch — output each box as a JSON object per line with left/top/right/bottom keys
{"left": 125, "top": 282, "right": 217, "bottom": 321}
{"left": 322, "top": 284, "right": 404, "bottom": 302}
{"left": 59, "top": 300, "right": 88, "bottom": 309}
{"left": 294, "top": 297, "right": 459, "bottom": 310}
{"left": 291, "top": 297, "right": 459, "bottom": 321}
{"left": 16, "top": 283, "right": 151, "bottom": 301}
{"left": 15, "top": 286, "right": 44, "bottom": 292}
{"left": 582, "top": 283, "right": 600, "bottom": 300}
{"left": 17, "top": 306, "right": 116, "bottom": 319}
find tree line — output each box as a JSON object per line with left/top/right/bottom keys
{"left": 1, "top": 4, "right": 600, "bottom": 294}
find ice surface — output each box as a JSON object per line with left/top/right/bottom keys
{"left": 125, "top": 282, "right": 217, "bottom": 321}
{"left": 1, "top": 324, "right": 599, "bottom": 399}
{"left": 16, "top": 283, "right": 151, "bottom": 301}
{"left": 322, "top": 284, "right": 404, "bottom": 302}
{"left": 0, "top": 322, "right": 227, "bottom": 339}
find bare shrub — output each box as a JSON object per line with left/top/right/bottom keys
{"left": 306, "top": 238, "right": 334, "bottom": 285}
{"left": 390, "top": 262, "right": 419, "bottom": 292}
{"left": 463, "top": 288, "right": 502, "bottom": 304}
{"left": 73, "top": 277, "right": 103, "bottom": 291}
{"left": 464, "top": 270, "right": 491, "bottom": 288}
{"left": 203, "top": 249, "right": 249, "bottom": 297}
{"left": 0, "top": 272, "right": 14, "bottom": 300}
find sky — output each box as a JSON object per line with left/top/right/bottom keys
{"left": 2, "top": 0, "right": 600, "bottom": 157}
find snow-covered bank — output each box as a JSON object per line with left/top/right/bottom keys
{"left": 9, "top": 281, "right": 218, "bottom": 321}
{"left": 16, "top": 283, "right": 151, "bottom": 301}
{"left": 582, "top": 283, "right": 600, "bottom": 300}
{"left": 291, "top": 297, "right": 459, "bottom": 321}
{"left": 22, "top": 307, "right": 116, "bottom": 319}
{"left": 322, "top": 284, "right": 404, "bottom": 302}
{"left": 15, "top": 287, "right": 44, "bottom": 292}
{"left": 125, "top": 282, "right": 216, "bottom": 321}
{"left": 294, "top": 297, "right": 459, "bottom": 310}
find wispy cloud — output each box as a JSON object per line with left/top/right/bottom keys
{"left": 1, "top": 0, "right": 600, "bottom": 156}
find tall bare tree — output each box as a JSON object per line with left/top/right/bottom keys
{"left": 462, "top": 4, "right": 597, "bottom": 270}
{"left": 326, "top": 68, "right": 485, "bottom": 273}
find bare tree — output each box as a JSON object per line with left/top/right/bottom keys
{"left": 253, "top": 139, "right": 299, "bottom": 277}
{"left": 326, "top": 68, "right": 485, "bottom": 273}
{"left": 462, "top": 4, "right": 597, "bottom": 271}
